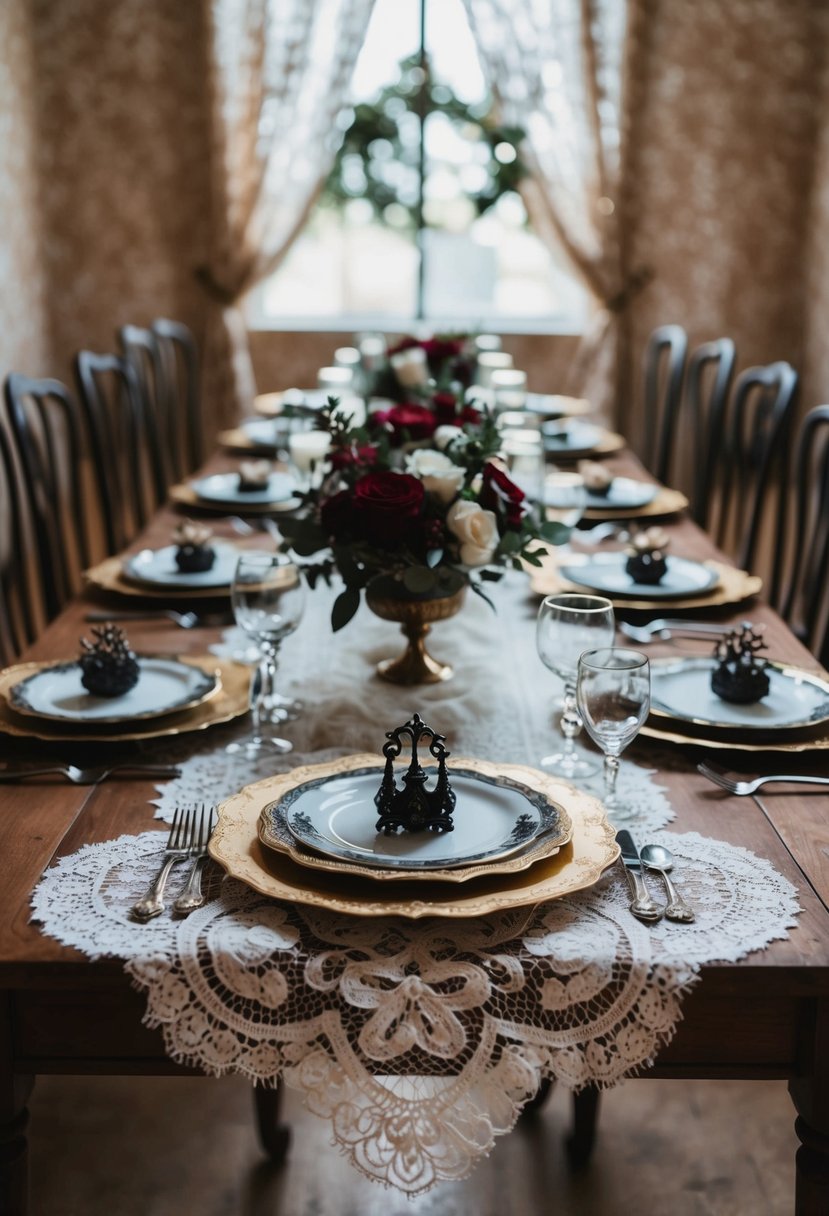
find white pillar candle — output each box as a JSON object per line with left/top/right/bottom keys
{"left": 491, "top": 368, "right": 528, "bottom": 412}
{"left": 317, "top": 366, "right": 353, "bottom": 394}
{"left": 474, "top": 333, "right": 502, "bottom": 354}
{"left": 333, "top": 347, "right": 361, "bottom": 370}
{"left": 288, "top": 429, "right": 332, "bottom": 473}
{"left": 475, "top": 351, "right": 514, "bottom": 388}
{"left": 390, "top": 346, "right": 429, "bottom": 387}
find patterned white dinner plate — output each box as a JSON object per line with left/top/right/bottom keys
{"left": 281, "top": 767, "right": 560, "bottom": 870}
{"left": 122, "top": 542, "right": 240, "bottom": 590}
{"left": 525, "top": 393, "right": 593, "bottom": 419}
{"left": 559, "top": 552, "right": 720, "bottom": 599}
{"left": 649, "top": 656, "right": 829, "bottom": 732}
{"left": 582, "top": 478, "right": 658, "bottom": 510}
{"left": 540, "top": 420, "right": 605, "bottom": 455}
{"left": 240, "top": 418, "right": 284, "bottom": 449}
{"left": 6, "top": 658, "right": 219, "bottom": 724}
{"left": 190, "top": 471, "right": 298, "bottom": 507}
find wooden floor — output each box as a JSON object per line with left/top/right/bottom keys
{"left": 29, "top": 1075, "right": 797, "bottom": 1215}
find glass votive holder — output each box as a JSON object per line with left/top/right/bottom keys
{"left": 492, "top": 369, "right": 528, "bottom": 412}
{"left": 543, "top": 470, "right": 588, "bottom": 535}
{"left": 333, "top": 346, "right": 361, "bottom": 370}
{"left": 288, "top": 429, "right": 332, "bottom": 490}
{"left": 357, "top": 333, "right": 387, "bottom": 372}
{"left": 474, "top": 334, "right": 502, "bottom": 354}
{"left": 390, "top": 346, "right": 429, "bottom": 388}
{"left": 475, "top": 351, "right": 514, "bottom": 388}
{"left": 497, "top": 410, "right": 540, "bottom": 433}
{"left": 501, "top": 432, "right": 546, "bottom": 504}
{"left": 317, "top": 366, "right": 353, "bottom": 395}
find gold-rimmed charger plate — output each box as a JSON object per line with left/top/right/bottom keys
{"left": 583, "top": 486, "right": 689, "bottom": 522}
{"left": 84, "top": 556, "right": 231, "bottom": 601}
{"left": 211, "top": 755, "right": 618, "bottom": 918}
{"left": 170, "top": 483, "right": 300, "bottom": 516}
{"left": 218, "top": 426, "right": 278, "bottom": 455}
{"left": 257, "top": 755, "right": 573, "bottom": 883}
{"left": 529, "top": 556, "right": 761, "bottom": 611}
{"left": 640, "top": 719, "right": 829, "bottom": 753}
{"left": 0, "top": 657, "right": 249, "bottom": 742}
{"left": 542, "top": 428, "right": 625, "bottom": 461}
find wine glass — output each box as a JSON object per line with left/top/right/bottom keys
{"left": 536, "top": 593, "right": 615, "bottom": 777}
{"left": 229, "top": 551, "right": 305, "bottom": 755}
{"left": 500, "top": 431, "right": 546, "bottom": 506}
{"left": 576, "top": 647, "right": 651, "bottom": 818}
{"left": 543, "top": 470, "right": 587, "bottom": 552}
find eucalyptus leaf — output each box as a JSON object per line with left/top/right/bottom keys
{"left": 540, "top": 520, "right": 571, "bottom": 545}
{"left": 331, "top": 587, "right": 361, "bottom": 632}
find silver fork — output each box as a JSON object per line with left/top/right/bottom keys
{"left": 131, "top": 806, "right": 196, "bottom": 921}
{"left": 85, "top": 609, "right": 202, "bottom": 629}
{"left": 0, "top": 763, "right": 181, "bottom": 784}
{"left": 619, "top": 619, "right": 731, "bottom": 644}
{"left": 697, "top": 760, "right": 829, "bottom": 796}
{"left": 173, "top": 804, "right": 215, "bottom": 914}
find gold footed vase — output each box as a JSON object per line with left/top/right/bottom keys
{"left": 366, "top": 573, "right": 467, "bottom": 685}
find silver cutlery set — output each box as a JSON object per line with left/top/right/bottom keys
{"left": 616, "top": 829, "right": 695, "bottom": 923}
{"left": 131, "top": 803, "right": 216, "bottom": 921}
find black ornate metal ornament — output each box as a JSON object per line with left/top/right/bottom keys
{"left": 374, "top": 713, "right": 457, "bottom": 834}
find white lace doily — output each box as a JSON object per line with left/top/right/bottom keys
{"left": 31, "top": 828, "right": 799, "bottom": 1195}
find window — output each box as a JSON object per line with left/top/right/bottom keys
{"left": 251, "top": 0, "right": 588, "bottom": 332}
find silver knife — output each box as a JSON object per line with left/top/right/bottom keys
{"left": 616, "top": 830, "right": 663, "bottom": 922}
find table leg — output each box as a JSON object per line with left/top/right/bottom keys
{"left": 252, "top": 1082, "right": 291, "bottom": 1165}
{"left": 0, "top": 996, "right": 33, "bottom": 1216}
{"left": 565, "top": 1086, "right": 601, "bottom": 1167}
{"left": 790, "top": 997, "right": 829, "bottom": 1215}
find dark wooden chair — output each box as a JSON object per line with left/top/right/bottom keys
{"left": 74, "top": 350, "right": 167, "bottom": 554}
{"left": 779, "top": 405, "right": 829, "bottom": 668}
{"left": 641, "top": 324, "right": 688, "bottom": 484}
{"left": 118, "top": 324, "right": 174, "bottom": 490}
{"left": 151, "top": 318, "right": 204, "bottom": 479}
{"left": 0, "top": 415, "right": 34, "bottom": 666}
{"left": 1, "top": 375, "right": 95, "bottom": 660}
{"left": 711, "top": 361, "right": 798, "bottom": 602}
{"left": 684, "top": 337, "right": 737, "bottom": 529}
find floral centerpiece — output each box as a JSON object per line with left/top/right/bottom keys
{"left": 281, "top": 397, "right": 567, "bottom": 683}
{"left": 362, "top": 332, "right": 479, "bottom": 402}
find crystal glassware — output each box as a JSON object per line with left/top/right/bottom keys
{"left": 228, "top": 551, "right": 305, "bottom": 755}
{"left": 576, "top": 647, "right": 651, "bottom": 817}
{"left": 536, "top": 593, "right": 615, "bottom": 777}
{"left": 500, "top": 431, "right": 546, "bottom": 505}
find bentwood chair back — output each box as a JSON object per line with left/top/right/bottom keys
{"left": 779, "top": 405, "right": 829, "bottom": 667}
{"left": 2, "top": 375, "right": 94, "bottom": 640}
{"left": 683, "top": 337, "right": 737, "bottom": 528}
{"left": 118, "top": 324, "right": 174, "bottom": 489}
{"left": 641, "top": 324, "right": 688, "bottom": 484}
{"left": 0, "top": 414, "right": 34, "bottom": 665}
{"left": 151, "top": 318, "right": 204, "bottom": 478}
{"left": 712, "top": 361, "right": 798, "bottom": 603}
{"left": 74, "top": 350, "right": 166, "bottom": 554}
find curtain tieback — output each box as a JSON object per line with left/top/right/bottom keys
{"left": 604, "top": 265, "right": 654, "bottom": 314}
{"left": 195, "top": 265, "right": 238, "bottom": 307}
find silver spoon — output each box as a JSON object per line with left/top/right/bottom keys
{"left": 640, "top": 844, "right": 695, "bottom": 923}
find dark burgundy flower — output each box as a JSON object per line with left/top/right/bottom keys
{"left": 433, "top": 390, "right": 481, "bottom": 427}
{"left": 353, "top": 470, "right": 426, "bottom": 550}
{"left": 329, "top": 442, "right": 378, "bottom": 473}
{"left": 372, "top": 402, "right": 437, "bottom": 445}
{"left": 480, "top": 462, "right": 526, "bottom": 530}
{"left": 386, "top": 336, "right": 421, "bottom": 357}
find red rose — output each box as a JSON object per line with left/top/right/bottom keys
{"left": 330, "top": 442, "right": 378, "bottom": 473}
{"left": 386, "top": 336, "right": 420, "bottom": 357}
{"left": 373, "top": 402, "right": 437, "bottom": 445}
{"left": 421, "top": 338, "right": 463, "bottom": 367}
{"left": 480, "top": 462, "right": 526, "bottom": 529}
{"left": 353, "top": 470, "right": 426, "bottom": 550}
{"left": 433, "top": 391, "right": 481, "bottom": 427}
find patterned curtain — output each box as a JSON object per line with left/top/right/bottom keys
{"left": 201, "top": 0, "right": 376, "bottom": 429}
{"left": 462, "top": 0, "right": 643, "bottom": 419}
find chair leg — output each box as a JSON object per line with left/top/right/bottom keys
{"left": 520, "top": 1076, "right": 553, "bottom": 1117}
{"left": 565, "top": 1085, "right": 601, "bottom": 1168}
{"left": 252, "top": 1082, "right": 291, "bottom": 1165}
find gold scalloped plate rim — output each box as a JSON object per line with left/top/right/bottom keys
{"left": 256, "top": 755, "right": 573, "bottom": 884}
{"left": 0, "top": 657, "right": 250, "bottom": 742}
{"left": 583, "top": 486, "right": 689, "bottom": 521}
{"left": 211, "top": 754, "right": 618, "bottom": 917}
{"left": 542, "top": 430, "right": 625, "bottom": 461}
{"left": 170, "top": 483, "right": 300, "bottom": 515}
{"left": 84, "top": 556, "right": 232, "bottom": 601}
{"left": 218, "top": 427, "right": 279, "bottom": 455}
{"left": 640, "top": 721, "right": 829, "bottom": 753}
{"left": 530, "top": 558, "right": 762, "bottom": 610}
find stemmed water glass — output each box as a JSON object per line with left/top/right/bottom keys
{"left": 536, "top": 593, "right": 615, "bottom": 777}
{"left": 229, "top": 551, "right": 305, "bottom": 755}
{"left": 576, "top": 647, "right": 651, "bottom": 817}
{"left": 543, "top": 470, "right": 587, "bottom": 553}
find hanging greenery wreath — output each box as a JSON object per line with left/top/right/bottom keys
{"left": 322, "top": 55, "right": 527, "bottom": 229}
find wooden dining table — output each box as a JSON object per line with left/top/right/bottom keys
{"left": 1, "top": 448, "right": 829, "bottom": 1215}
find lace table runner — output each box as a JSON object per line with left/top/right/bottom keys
{"left": 32, "top": 828, "right": 799, "bottom": 1195}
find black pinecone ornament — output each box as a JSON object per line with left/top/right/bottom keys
{"left": 79, "top": 624, "right": 140, "bottom": 697}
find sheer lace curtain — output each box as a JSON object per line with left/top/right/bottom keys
{"left": 201, "top": 0, "right": 376, "bottom": 431}
{"left": 462, "top": 0, "right": 638, "bottom": 418}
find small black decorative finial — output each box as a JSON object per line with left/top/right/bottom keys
{"left": 711, "top": 620, "right": 770, "bottom": 704}
{"left": 374, "top": 713, "right": 457, "bottom": 834}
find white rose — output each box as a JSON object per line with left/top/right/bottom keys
{"left": 434, "top": 424, "right": 464, "bottom": 452}
{"left": 407, "top": 448, "right": 466, "bottom": 505}
{"left": 446, "top": 500, "right": 499, "bottom": 566}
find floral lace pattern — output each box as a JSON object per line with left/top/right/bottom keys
{"left": 32, "top": 828, "right": 799, "bottom": 1194}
